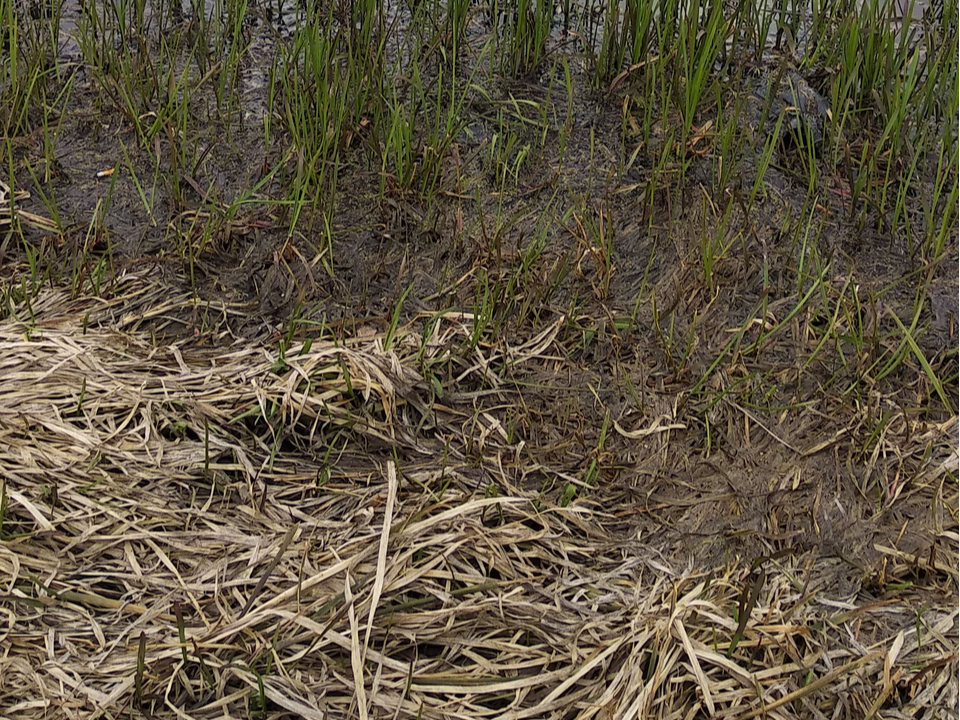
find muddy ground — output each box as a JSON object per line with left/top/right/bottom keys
{"left": 0, "top": 1, "right": 957, "bottom": 718}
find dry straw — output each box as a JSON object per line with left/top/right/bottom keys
{"left": 0, "top": 273, "right": 956, "bottom": 719}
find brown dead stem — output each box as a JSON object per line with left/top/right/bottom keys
{"left": 0, "top": 273, "right": 955, "bottom": 719}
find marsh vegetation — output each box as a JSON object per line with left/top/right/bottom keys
{"left": 0, "top": 0, "right": 957, "bottom": 717}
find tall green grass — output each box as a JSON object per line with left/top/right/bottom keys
{"left": 0, "top": 0, "right": 954, "bottom": 370}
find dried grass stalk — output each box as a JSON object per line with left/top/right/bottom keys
{"left": 0, "top": 274, "right": 956, "bottom": 719}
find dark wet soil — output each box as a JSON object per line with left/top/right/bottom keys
{"left": 3, "top": 0, "right": 956, "bottom": 585}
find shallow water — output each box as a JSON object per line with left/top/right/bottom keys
{"left": 10, "top": 0, "right": 936, "bottom": 63}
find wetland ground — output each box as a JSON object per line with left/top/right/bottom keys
{"left": 0, "top": 0, "right": 958, "bottom": 717}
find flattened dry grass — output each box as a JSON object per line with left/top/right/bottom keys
{"left": 0, "top": 181, "right": 58, "bottom": 234}
{"left": 0, "top": 274, "right": 956, "bottom": 719}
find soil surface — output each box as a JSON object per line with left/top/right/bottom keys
{"left": 0, "top": 1, "right": 957, "bottom": 718}
{"left": 4, "top": 0, "right": 957, "bottom": 584}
